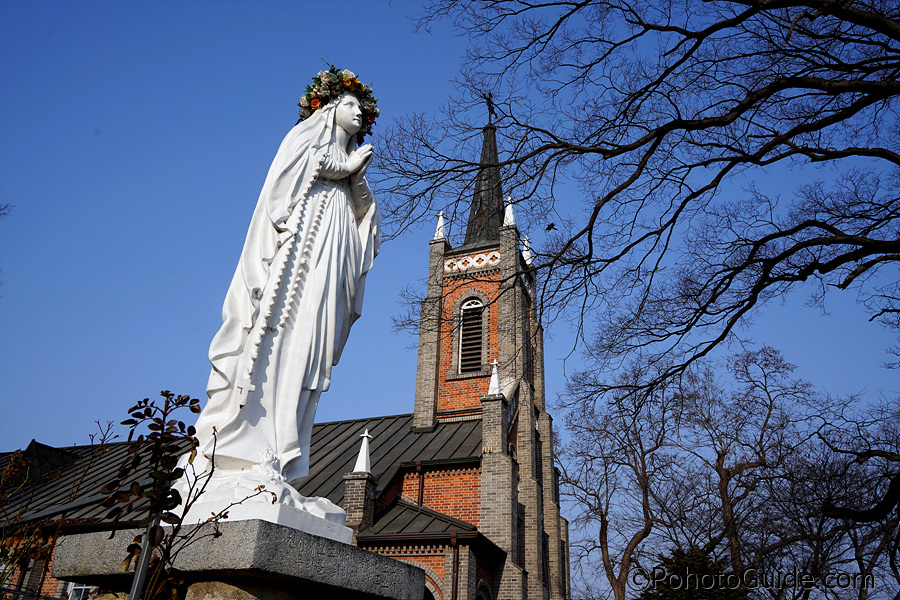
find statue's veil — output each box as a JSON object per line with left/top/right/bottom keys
{"left": 203, "top": 96, "right": 349, "bottom": 414}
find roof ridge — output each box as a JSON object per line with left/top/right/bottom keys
{"left": 314, "top": 412, "right": 413, "bottom": 426}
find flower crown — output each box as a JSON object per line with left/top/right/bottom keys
{"left": 298, "top": 66, "right": 379, "bottom": 139}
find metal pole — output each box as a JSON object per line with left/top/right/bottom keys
{"left": 128, "top": 516, "right": 159, "bottom": 600}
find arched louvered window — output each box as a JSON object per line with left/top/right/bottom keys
{"left": 459, "top": 299, "right": 484, "bottom": 373}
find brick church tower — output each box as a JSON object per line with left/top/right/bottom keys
{"left": 298, "top": 122, "right": 570, "bottom": 600}
{"left": 408, "top": 121, "right": 570, "bottom": 600}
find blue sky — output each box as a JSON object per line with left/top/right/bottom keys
{"left": 1, "top": 0, "right": 895, "bottom": 452}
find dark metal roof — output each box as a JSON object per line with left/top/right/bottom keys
{"left": 0, "top": 438, "right": 192, "bottom": 530}
{"left": 2, "top": 415, "right": 482, "bottom": 532}
{"left": 298, "top": 414, "right": 482, "bottom": 505}
{"left": 462, "top": 124, "right": 504, "bottom": 248}
{"left": 358, "top": 500, "right": 505, "bottom": 563}
{"left": 366, "top": 499, "right": 476, "bottom": 536}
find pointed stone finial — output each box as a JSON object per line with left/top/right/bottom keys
{"left": 522, "top": 235, "right": 533, "bottom": 266}
{"left": 464, "top": 124, "right": 504, "bottom": 247}
{"left": 433, "top": 211, "right": 446, "bottom": 241}
{"left": 488, "top": 360, "right": 501, "bottom": 396}
{"left": 353, "top": 429, "right": 372, "bottom": 473}
{"left": 503, "top": 197, "right": 516, "bottom": 227}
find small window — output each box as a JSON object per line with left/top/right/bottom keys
{"left": 68, "top": 582, "right": 95, "bottom": 600}
{"left": 459, "top": 299, "right": 484, "bottom": 373}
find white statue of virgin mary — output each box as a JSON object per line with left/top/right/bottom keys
{"left": 182, "top": 71, "right": 378, "bottom": 535}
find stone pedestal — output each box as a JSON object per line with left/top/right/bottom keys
{"left": 183, "top": 492, "right": 353, "bottom": 544}
{"left": 53, "top": 520, "right": 424, "bottom": 600}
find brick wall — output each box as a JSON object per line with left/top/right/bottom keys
{"left": 12, "top": 554, "right": 68, "bottom": 599}
{"left": 38, "top": 561, "right": 67, "bottom": 599}
{"left": 437, "top": 377, "right": 492, "bottom": 412}
{"left": 405, "top": 554, "right": 446, "bottom": 589}
{"left": 401, "top": 467, "right": 481, "bottom": 527}
{"left": 343, "top": 472, "right": 376, "bottom": 541}
{"left": 373, "top": 552, "right": 447, "bottom": 600}
{"left": 437, "top": 272, "right": 501, "bottom": 414}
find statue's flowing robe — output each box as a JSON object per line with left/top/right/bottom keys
{"left": 193, "top": 106, "right": 379, "bottom": 483}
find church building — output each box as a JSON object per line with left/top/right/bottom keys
{"left": 298, "top": 121, "right": 571, "bottom": 600}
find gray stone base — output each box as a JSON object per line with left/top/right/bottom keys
{"left": 53, "top": 520, "right": 424, "bottom": 600}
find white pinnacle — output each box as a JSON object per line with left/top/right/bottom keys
{"left": 353, "top": 429, "right": 372, "bottom": 473}
{"left": 434, "top": 211, "right": 446, "bottom": 241}
{"left": 522, "top": 236, "right": 533, "bottom": 266}
{"left": 503, "top": 197, "right": 516, "bottom": 227}
{"left": 488, "top": 360, "right": 501, "bottom": 396}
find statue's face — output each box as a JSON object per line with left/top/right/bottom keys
{"left": 336, "top": 94, "right": 362, "bottom": 137}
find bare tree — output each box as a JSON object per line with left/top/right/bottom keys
{"left": 377, "top": 4, "right": 899, "bottom": 596}
{"left": 560, "top": 347, "right": 898, "bottom": 600}
{"left": 562, "top": 360, "right": 684, "bottom": 600}
{"left": 376, "top": 0, "right": 899, "bottom": 382}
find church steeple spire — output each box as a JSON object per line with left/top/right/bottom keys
{"left": 463, "top": 121, "right": 504, "bottom": 247}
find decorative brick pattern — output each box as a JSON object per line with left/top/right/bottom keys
{"left": 438, "top": 412, "right": 483, "bottom": 423}
{"left": 368, "top": 544, "right": 449, "bottom": 556}
{"left": 444, "top": 251, "right": 501, "bottom": 273}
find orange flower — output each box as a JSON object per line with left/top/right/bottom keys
{"left": 310, "top": 98, "right": 321, "bottom": 110}
{"left": 343, "top": 78, "right": 357, "bottom": 91}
